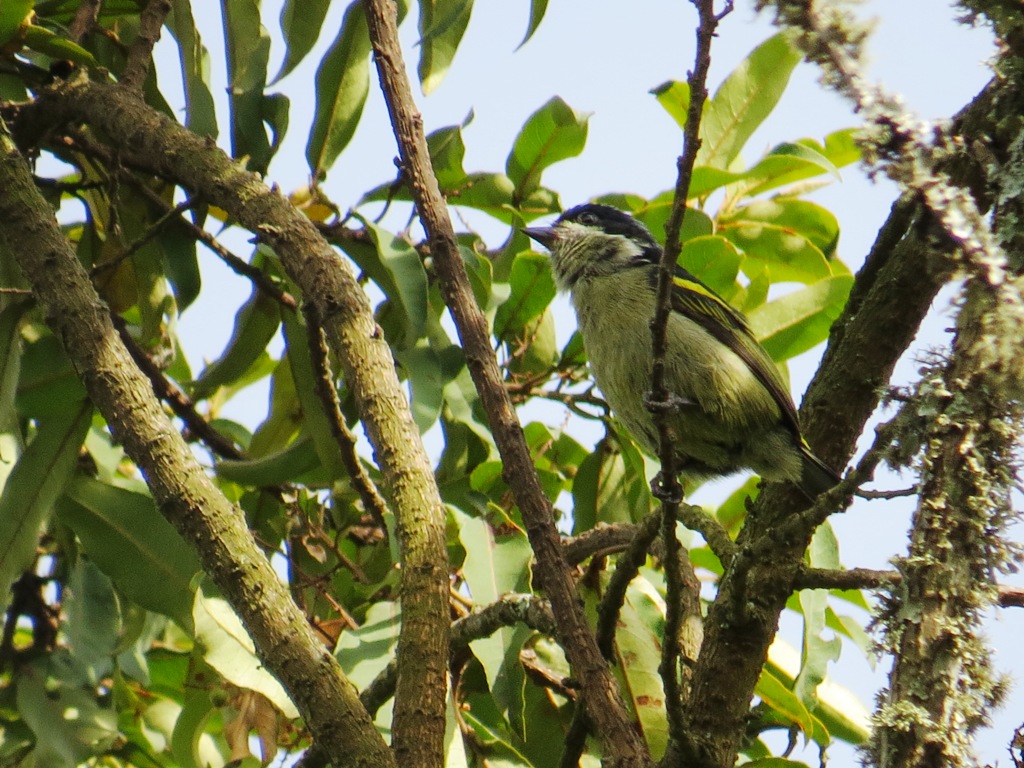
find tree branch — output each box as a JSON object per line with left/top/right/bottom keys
{"left": 0, "top": 114, "right": 395, "bottom": 768}
{"left": 119, "top": 0, "right": 171, "bottom": 91}
{"left": 362, "top": 1, "right": 649, "bottom": 765}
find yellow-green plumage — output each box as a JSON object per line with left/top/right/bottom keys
{"left": 524, "top": 203, "right": 838, "bottom": 499}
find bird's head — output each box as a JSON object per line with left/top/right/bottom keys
{"left": 523, "top": 203, "right": 660, "bottom": 290}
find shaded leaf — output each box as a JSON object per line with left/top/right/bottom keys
{"left": 168, "top": 0, "right": 218, "bottom": 138}
{"left": 307, "top": 1, "right": 371, "bottom": 178}
{"left": 274, "top": 0, "right": 331, "bottom": 82}
{"left": 56, "top": 476, "right": 202, "bottom": 630}
{"left": 0, "top": 403, "right": 91, "bottom": 614}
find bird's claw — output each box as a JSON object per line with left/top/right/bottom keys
{"left": 650, "top": 471, "right": 684, "bottom": 504}
{"left": 644, "top": 391, "right": 691, "bottom": 414}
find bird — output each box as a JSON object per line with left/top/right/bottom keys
{"left": 523, "top": 202, "right": 839, "bottom": 500}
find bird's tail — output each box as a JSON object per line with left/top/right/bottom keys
{"left": 797, "top": 445, "right": 841, "bottom": 501}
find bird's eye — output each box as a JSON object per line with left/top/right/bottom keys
{"left": 577, "top": 212, "right": 598, "bottom": 225}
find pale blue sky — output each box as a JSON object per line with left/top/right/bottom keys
{"left": 153, "top": 3, "right": 1017, "bottom": 764}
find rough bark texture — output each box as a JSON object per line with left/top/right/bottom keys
{"left": 0, "top": 121, "right": 396, "bottom": 768}
{"left": 363, "top": 1, "right": 650, "bottom": 765}
{"left": 12, "top": 74, "right": 453, "bottom": 765}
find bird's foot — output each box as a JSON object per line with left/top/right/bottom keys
{"left": 644, "top": 390, "right": 692, "bottom": 414}
{"left": 650, "top": 471, "right": 684, "bottom": 504}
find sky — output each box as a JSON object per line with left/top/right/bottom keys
{"left": 149, "top": 2, "right": 1022, "bottom": 764}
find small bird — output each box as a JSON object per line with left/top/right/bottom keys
{"left": 524, "top": 203, "right": 839, "bottom": 500}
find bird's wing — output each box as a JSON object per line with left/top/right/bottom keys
{"left": 669, "top": 269, "right": 802, "bottom": 437}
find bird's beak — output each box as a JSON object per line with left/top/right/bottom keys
{"left": 522, "top": 226, "right": 557, "bottom": 249}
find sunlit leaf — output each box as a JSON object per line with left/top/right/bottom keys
{"left": 518, "top": 0, "right": 548, "bottom": 49}
{"left": 697, "top": 33, "right": 801, "bottom": 169}
{"left": 418, "top": 0, "right": 473, "bottom": 94}
{"left": 747, "top": 276, "right": 853, "bottom": 360}
{"left": 651, "top": 79, "right": 690, "bottom": 130}
{"left": 506, "top": 97, "right": 589, "bottom": 200}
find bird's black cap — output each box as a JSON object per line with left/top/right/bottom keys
{"left": 557, "top": 203, "right": 658, "bottom": 247}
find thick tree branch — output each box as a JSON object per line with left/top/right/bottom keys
{"left": 13, "top": 77, "right": 456, "bottom": 767}
{"left": 362, "top": 1, "right": 649, "bottom": 765}
{"left": 0, "top": 118, "right": 395, "bottom": 768}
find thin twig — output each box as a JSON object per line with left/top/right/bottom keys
{"left": 302, "top": 304, "right": 391, "bottom": 535}
{"left": 112, "top": 314, "right": 245, "bottom": 460}
{"left": 119, "top": 0, "right": 172, "bottom": 91}
{"left": 648, "top": 1, "right": 732, "bottom": 757}
{"left": 363, "top": 1, "right": 649, "bottom": 764}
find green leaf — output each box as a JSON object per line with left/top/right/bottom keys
{"left": 721, "top": 198, "right": 840, "bottom": 258}
{"left": 651, "top": 79, "right": 690, "bottom": 130}
{"left": 0, "top": 1, "right": 32, "bottom": 46}
{"left": 192, "top": 583, "right": 300, "bottom": 718}
{"left": 65, "top": 558, "right": 122, "bottom": 671}
{"left": 493, "top": 252, "right": 556, "bottom": 342}
{"left": 754, "top": 666, "right": 814, "bottom": 739}
{"left": 307, "top": 1, "right": 371, "bottom": 178}
{"left": 697, "top": 33, "right": 802, "bottom": 169}
{"left": 56, "top": 476, "right": 202, "bottom": 630}
{"left": 0, "top": 404, "right": 91, "bottom": 614}
{"left": 274, "top": 0, "right": 331, "bottom": 83}
{"left": 22, "top": 25, "right": 98, "bottom": 66}
{"left": 354, "top": 218, "right": 430, "bottom": 344}
{"left": 743, "top": 129, "right": 862, "bottom": 197}
{"left": 455, "top": 508, "right": 533, "bottom": 734}
{"left": 222, "top": 0, "right": 274, "bottom": 172}
{"left": 16, "top": 334, "right": 88, "bottom": 418}
{"left": 719, "top": 221, "right": 831, "bottom": 285}
{"left": 428, "top": 118, "right": 470, "bottom": 187}
{"left": 679, "top": 236, "right": 742, "bottom": 299}
{"left": 190, "top": 286, "right": 280, "bottom": 400}
{"left": 334, "top": 601, "right": 401, "bottom": 689}
{"left": 418, "top": 0, "right": 473, "bottom": 94}
{"left": 216, "top": 433, "right": 322, "bottom": 485}
{"left": 518, "top": 0, "right": 548, "bottom": 49}
{"left": 168, "top": 0, "right": 218, "bottom": 138}
{"left": 281, "top": 310, "right": 346, "bottom": 480}
{"left": 596, "top": 192, "right": 713, "bottom": 242}
{"left": 616, "top": 579, "right": 669, "bottom": 759}
{"left": 396, "top": 345, "right": 445, "bottom": 432}
{"left": 16, "top": 657, "right": 120, "bottom": 767}
{"left": 746, "top": 276, "right": 853, "bottom": 360}
{"left": 506, "top": 97, "right": 589, "bottom": 200}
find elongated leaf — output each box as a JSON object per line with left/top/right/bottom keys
{"left": 354, "top": 218, "right": 430, "bottom": 343}
{"left": 281, "top": 311, "right": 346, "bottom": 480}
{"left": 22, "top": 25, "right": 97, "bottom": 66}
{"left": 456, "top": 508, "right": 533, "bottom": 734}
{"left": 755, "top": 666, "right": 814, "bottom": 739}
{"left": 418, "top": 0, "right": 473, "bottom": 94}
{"left": 679, "top": 236, "right": 742, "bottom": 299}
{"left": 193, "top": 584, "right": 300, "bottom": 718}
{"left": 222, "top": 0, "right": 274, "bottom": 171}
{"left": 65, "top": 558, "right": 122, "bottom": 671}
{"left": 274, "top": 0, "right": 331, "bottom": 83}
{"left": 191, "top": 287, "right": 281, "bottom": 400}
{"left": 0, "top": 404, "right": 91, "bottom": 613}
{"left": 616, "top": 579, "right": 669, "bottom": 759}
{"left": 697, "top": 33, "right": 802, "bottom": 169}
{"left": 395, "top": 345, "right": 445, "bottom": 432}
{"left": 216, "top": 433, "right": 322, "bottom": 485}
{"left": 747, "top": 276, "right": 853, "bottom": 360}
{"left": 518, "top": 0, "right": 548, "bottom": 48}
{"left": 743, "top": 129, "right": 861, "bottom": 197}
{"left": 169, "top": 0, "right": 218, "bottom": 138}
{"left": 506, "top": 97, "right": 589, "bottom": 200}
{"left": 56, "top": 476, "right": 202, "bottom": 630}
{"left": 307, "top": 1, "right": 371, "bottom": 178}
{"left": 17, "top": 334, "right": 88, "bottom": 418}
